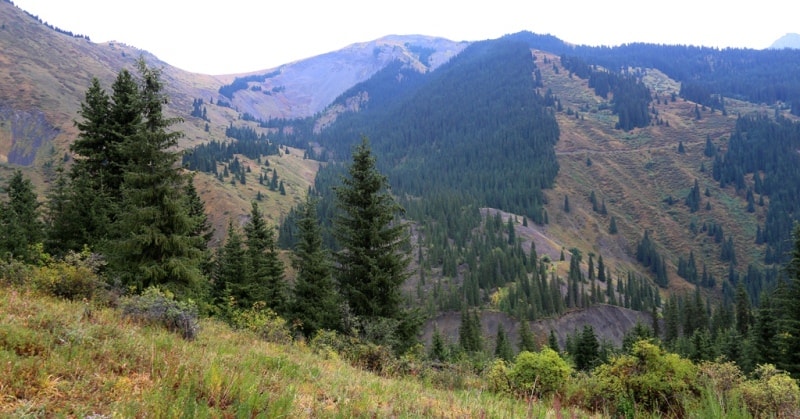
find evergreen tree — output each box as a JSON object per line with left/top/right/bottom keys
{"left": 574, "top": 325, "right": 600, "bottom": 371}
{"left": 106, "top": 59, "right": 206, "bottom": 298}
{"left": 494, "top": 323, "right": 514, "bottom": 362}
{"left": 518, "top": 320, "right": 537, "bottom": 352}
{"left": 609, "top": 216, "right": 618, "bottom": 234}
{"left": 548, "top": 329, "right": 560, "bottom": 352}
{"left": 563, "top": 195, "right": 570, "bottom": 213}
{"left": 244, "top": 201, "right": 286, "bottom": 313}
{"left": 734, "top": 282, "right": 752, "bottom": 336}
{"left": 185, "top": 175, "right": 214, "bottom": 276}
{"left": 0, "top": 170, "right": 44, "bottom": 262}
{"left": 44, "top": 167, "right": 81, "bottom": 256}
{"left": 290, "top": 193, "right": 339, "bottom": 338}
{"left": 333, "top": 137, "right": 416, "bottom": 348}
{"left": 429, "top": 326, "right": 448, "bottom": 362}
{"left": 458, "top": 307, "right": 483, "bottom": 353}
{"left": 214, "top": 220, "right": 249, "bottom": 307}
{"left": 776, "top": 223, "right": 800, "bottom": 376}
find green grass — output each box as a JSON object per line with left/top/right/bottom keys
{"left": 0, "top": 286, "right": 538, "bottom": 417}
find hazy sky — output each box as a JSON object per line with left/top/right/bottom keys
{"left": 12, "top": 0, "right": 798, "bottom": 75}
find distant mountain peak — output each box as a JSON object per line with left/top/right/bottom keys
{"left": 769, "top": 33, "right": 800, "bottom": 49}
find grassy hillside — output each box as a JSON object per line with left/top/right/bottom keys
{"left": 0, "top": 285, "right": 540, "bottom": 417}
{"left": 530, "top": 50, "right": 779, "bottom": 295}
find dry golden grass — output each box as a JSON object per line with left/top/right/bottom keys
{"left": 0, "top": 286, "right": 546, "bottom": 418}
{"left": 528, "top": 50, "right": 773, "bottom": 294}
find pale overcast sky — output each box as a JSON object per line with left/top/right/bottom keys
{"left": 12, "top": 0, "right": 798, "bottom": 75}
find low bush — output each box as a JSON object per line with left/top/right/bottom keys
{"left": 590, "top": 340, "right": 699, "bottom": 417}
{"left": 119, "top": 287, "right": 199, "bottom": 340}
{"left": 740, "top": 364, "right": 800, "bottom": 418}
{"left": 508, "top": 348, "right": 572, "bottom": 398}
{"left": 228, "top": 301, "right": 291, "bottom": 344}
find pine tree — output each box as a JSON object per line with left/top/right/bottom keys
{"left": 609, "top": 216, "right": 618, "bottom": 234}
{"left": 776, "top": 223, "right": 800, "bottom": 376}
{"left": 290, "top": 193, "right": 339, "bottom": 337}
{"left": 459, "top": 307, "right": 482, "bottom": 353}
{"left": 214, "top": 220, "right": 249, "bottom": 307}
{"left": 518, "top": 320, "right": 537, "bottom": 352}
{"left": 185, "top": 174, "right": 214, "bottom": 276}
{"left": 244, "top": 201, "right": 286, "bottom": 313}
{"left": 574, "top": 325, "right": 600, "bottom": 371}
{"left": 44, "top": 167, "right": 80, "bottom": 256}
{"left": 333, "top": 137, "right": 416, "bottom": 347}
{"left": 106, "top": 59, "right": 206, "bottom": 298}
{"left": 548, "top": 329, "right": 560, "bottom": 352}
{"left": 494, "top": 323, "right": 514, "bottom": 362}
{"left": 429, "top": 326, "right": 448, "bottom": 362}
{"left": 0, "top": 170, "right": 44, "bottom": 262}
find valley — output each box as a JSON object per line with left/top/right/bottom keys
{"left": 3, "top": 1, "right": 800, "bottom": 415}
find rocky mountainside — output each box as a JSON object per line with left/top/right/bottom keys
{"left": 0, "top": 1, "right": 465, "bottom": 167}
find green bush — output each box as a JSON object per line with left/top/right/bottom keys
{"left": 119, "top": 287, "right": 199, "bottom": 340}
{"left": 508, "top": 348, "right": 572, "bottom": 397}
{"left": 229, "top": 301, "right": 291, "bottom": 344}
{"left": 485, "top": 358, "right": 511, "bottom": 394}
{"left": 591, "top": 340, "right": 699, "bottom": 417}
{"left": 740, "top": 364, "right": 800, "bottom": 418}
{"left": 0, "top": 258, "right": 32, "bottom": 286}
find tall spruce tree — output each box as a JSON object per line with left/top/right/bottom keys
{"left": 107, "top": 59, "right": 206, "bottom": 298}
{"left": 494, "top": 323, "right": 514, "bottom": 362}
{"left": 0, "top": 170, "right": 44, "bottom": 262}
{"left": 333, "top": 137, "right": 416, "bottom": 348}
{"left": 214, "top": 220, "right": 248, "bottom": 307}
{"left": 290, "top": 193, "right": 339, "bottom": 337}
{"left": 243, "top": 201, "right": 286, "bottom": 313}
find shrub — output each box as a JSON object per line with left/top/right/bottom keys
{"left": 352, "top": 342, "right": 394, "bottom": 374}
{"left": 119, "top": 287, "right": 199, "bottom": 340}
{"left": 740, "top": 364, "right": 800, "bottom": 418}
{"left": 0, "top": 258, "right": 32, "bottom": 286}
{"left": 485, "top": 358, "right": 511, "bottom": 394}
{"left": 508, "top": 348, "right": 572, "bottom": 397}
{"left": 229, "top": 301, "right": 292, "bottom": 344}
{"left": 591, "top": 340, "right": 699, "bottom": 417}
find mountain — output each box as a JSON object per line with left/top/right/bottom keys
{"left": 0, "top": 1, "right": 465, "bottom": 166}
{"left": 770, "top": 33, "right": 800, "bottom": 49}
{"left": 6, "top": 0, "right": 800, "bottom": 350}
{"left": 219, "top": 35, "right": 467, "bottom": 120}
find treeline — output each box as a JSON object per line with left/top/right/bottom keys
{"left": 20, "top": 7, "right": 91, "bottom": 40}
{"left": 560, "top": 55, "right": 652, "bottom": 130}
{"left": 313, "top": 38, "right": 559, "bottom": 224}
{"left": 506, "top": 31, "right": 800, "bottom": 115}
{"left": 1, "top": 62, "right": 419, "bottom": 353}
{"left": 713, "top": 114, "right": 800, "bottom": 264}
{"left": 181, "top": 124, "right": 280, "bottom": 173}
{"left": 218, "top": 70, "right": 281, "bottom": 99}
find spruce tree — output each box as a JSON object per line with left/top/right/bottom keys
{"left": 107, "top": 59, "right": 206, "bottom": 298}
{"left": 518, "top": 321, "right": 537, "bottom": 352}
{"left": 494, "top": 323, "right": 514, "bottom": 362}
{"left": 0, "top": 170, "right": 44, "bottom": 262}
{"left": 185, "top": 174, "right": 214, "bottom": 277}
{"left": 290, "top": 193, "right": 339, "bottom": 337}
{"left": 429, "top": 325, "right": 448, "bottom": 362}
{"left": 777, "top": 223, "right": 800, "bottom": 376}
{"left": 333, "top": 137, "right": 416, "bottom": 347}
{"left": 244, "top": 201, "right": 286, "bottom": 313}
{"left": 214, "top": 220, "right": 249, "bottom": 307}
{"left": 574, "top": 325, "right": 599, "bottom": 371}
